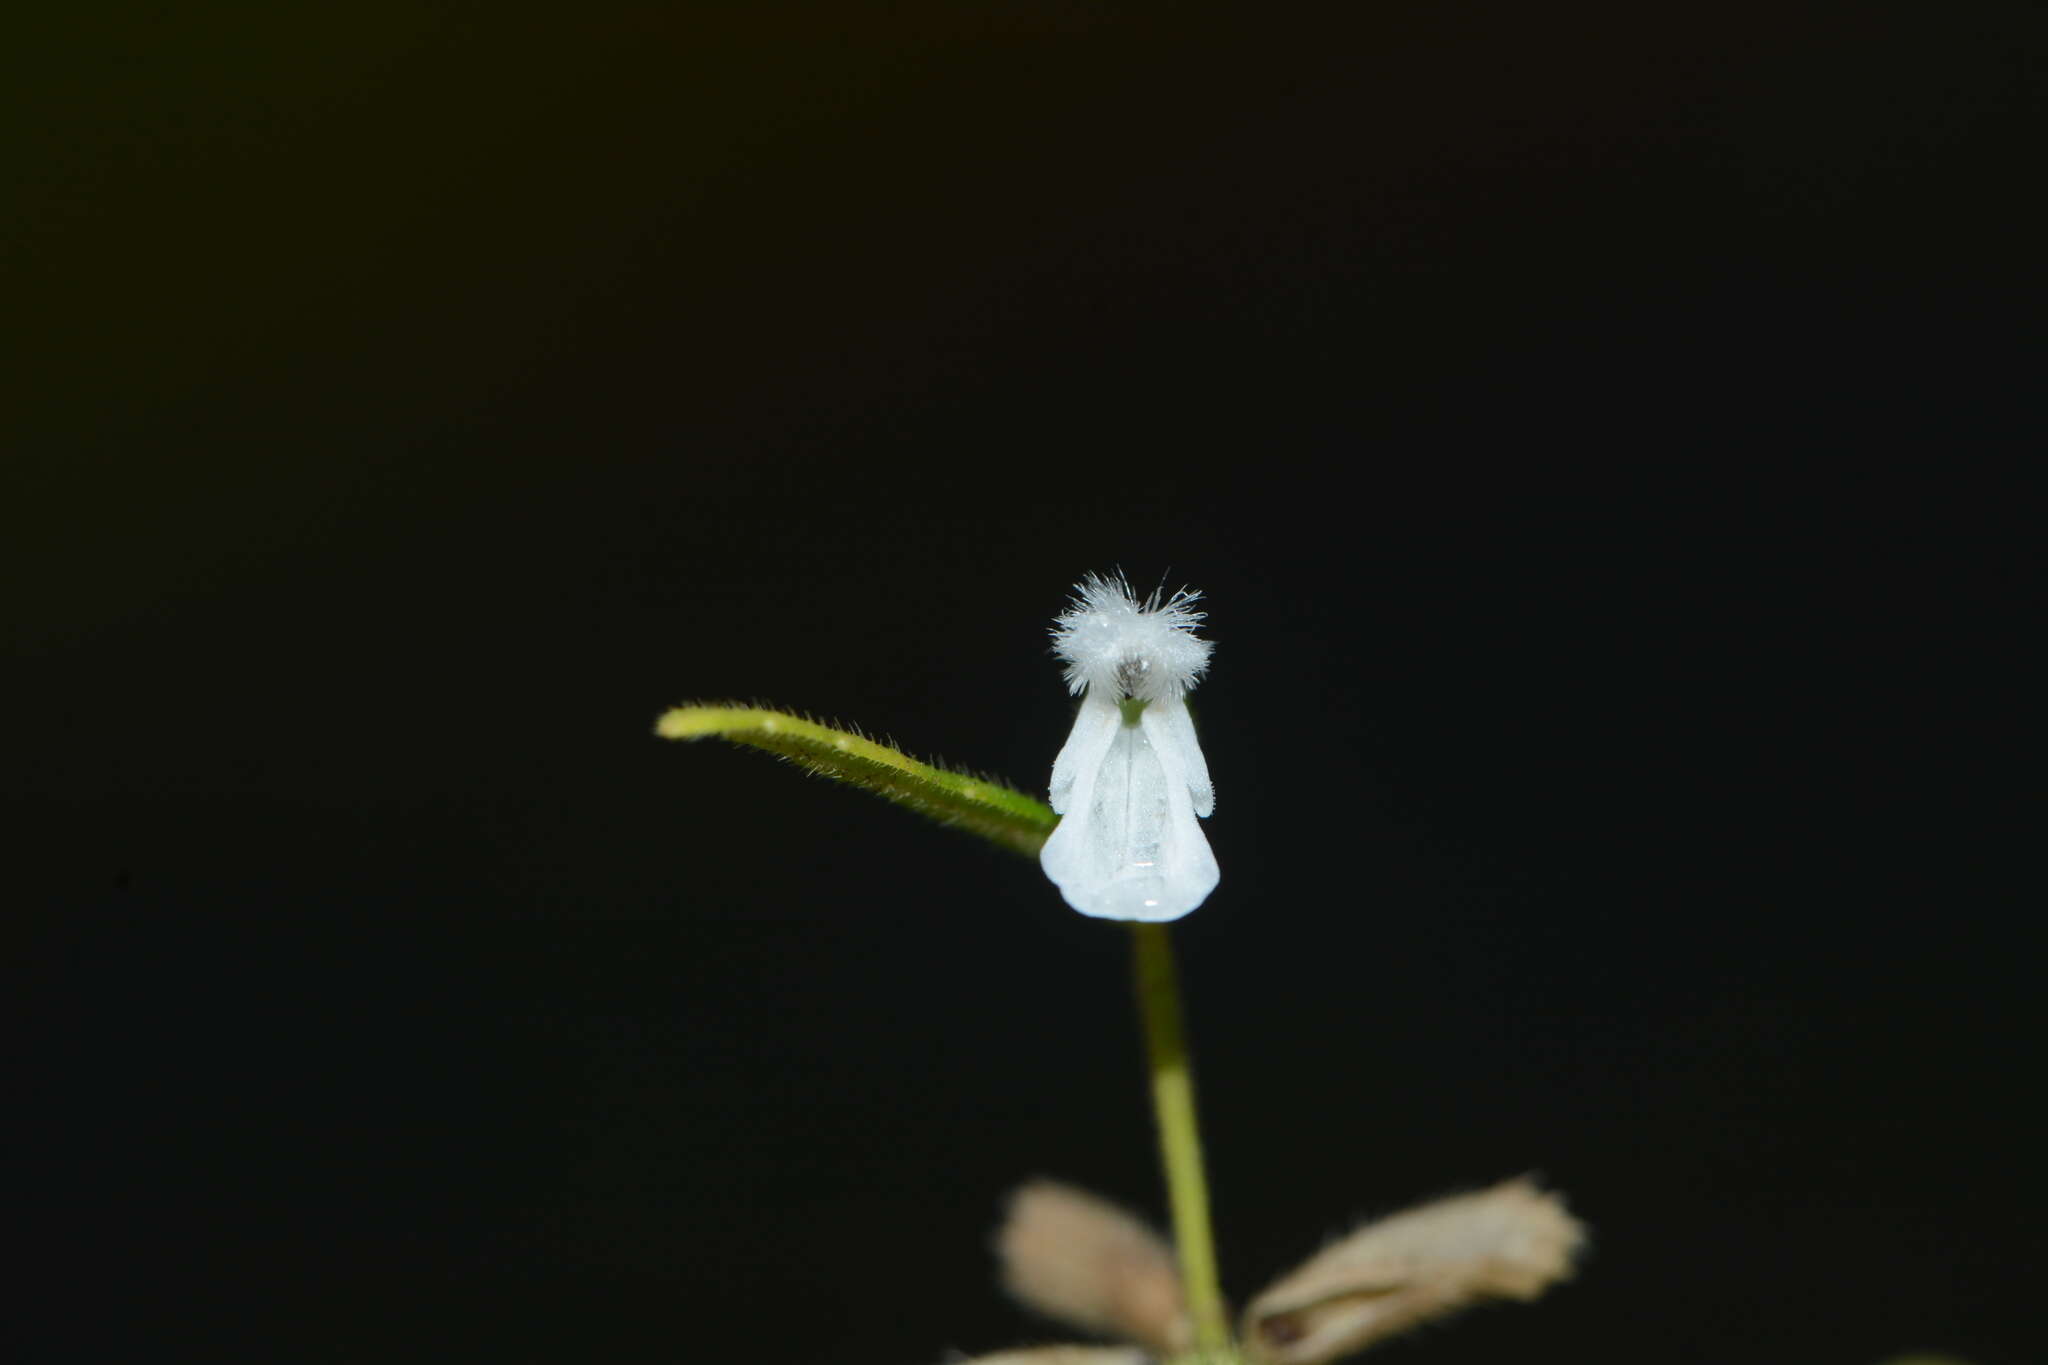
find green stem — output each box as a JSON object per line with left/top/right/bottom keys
{"left": 1131, "top": 922, "right": 1231, "bottom": 1355}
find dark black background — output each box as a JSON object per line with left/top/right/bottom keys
{"left": 7, "top": 4, "right": 2038, "bottom": 1363}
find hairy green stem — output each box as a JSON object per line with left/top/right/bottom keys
{"left": 655, "top": 703, "right": 1054, "bottom": 856}
{"left": 1131, "top": 922, "right": 1231, "bottom": 1355}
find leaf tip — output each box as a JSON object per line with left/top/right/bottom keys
{"left": 655, "top": 704, "right": 737, "bottom": 740}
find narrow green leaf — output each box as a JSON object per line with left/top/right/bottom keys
{"left": 655, "top": 703, "right": 1056, "bottom": 857}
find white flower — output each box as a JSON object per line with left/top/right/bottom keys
{"left": 1040, "top": 574, "right": 1218, "bottom": 922}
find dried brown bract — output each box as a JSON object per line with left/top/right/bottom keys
{"left": 996, "top": 1180, "right": 1193, "bottom": 1353}
{"left": 1240, "top": 1176, "right": 1586, "bottom": 1365}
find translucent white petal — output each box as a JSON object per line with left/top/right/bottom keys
{"left": 1048, "top": 690, "right": 1121, "bottom": 814}
{"left": 1040, "top": 699, "right": 1218, "bottom": 922}
{"left": 1139, "top": 696, "right": 1213, "bottom": 817}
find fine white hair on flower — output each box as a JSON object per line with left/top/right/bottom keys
{"left": 1042, "top": 573, "right": 1218, "bottom": 922}
{"left": 1050, "top": 572, "right": 1212, "bottom": 704}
